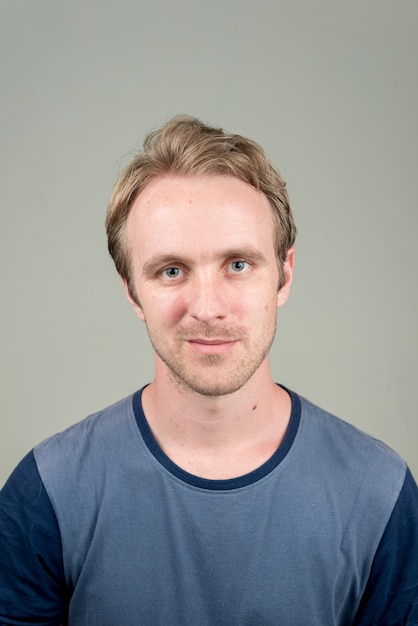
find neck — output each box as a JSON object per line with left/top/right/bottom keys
{"left": 141, "top": 359, "right": 291, "bottom": 479}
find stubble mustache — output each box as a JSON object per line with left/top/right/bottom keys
{"left": 177, "top": 325, "right": 248, "bottom": 341}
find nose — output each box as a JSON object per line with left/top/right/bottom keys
{"left": 186, "top": 273, "right": 228, "bottom": 323}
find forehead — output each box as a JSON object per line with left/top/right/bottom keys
{"left": 127, "top": 174, "right": 276, "bottom": 259}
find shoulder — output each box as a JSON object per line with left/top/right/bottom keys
{"left": 32, "top": 391, "right": 146, "bottom": 545}
{"left": 298, "top": 394, "right": 406, "bottom": 483}
{"left": 34, "top": 392, "right": 138, "bottom": 480}
{"left": 293, "top": 393, "right": 407, "bottom": 547}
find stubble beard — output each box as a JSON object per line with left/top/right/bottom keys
{"left": 145, "top": 321, "right": 277, "bottom": 397}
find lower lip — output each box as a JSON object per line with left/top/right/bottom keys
{"left": 187, "top": 340, "right": 237, "bottom": 355}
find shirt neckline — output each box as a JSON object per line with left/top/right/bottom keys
{"left": 132, "top": 384, "right": 301, "bottom": 491}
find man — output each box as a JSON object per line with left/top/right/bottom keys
{"left": 1, "top": 115, "right": 417, "bottom": 625}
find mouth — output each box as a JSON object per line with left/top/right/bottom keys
{"left": 186, "top": 338, "right": 238, "bottom": 354}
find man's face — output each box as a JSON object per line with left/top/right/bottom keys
{"left": 125, "top": 175, "right": 293, "bottom": 397}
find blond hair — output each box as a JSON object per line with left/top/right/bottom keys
{"left": 106, "top": 115, "right": 296, "bottom": 300}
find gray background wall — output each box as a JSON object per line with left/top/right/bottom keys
{"left": 1, "top": 0, "right": 417, "bottom": 484}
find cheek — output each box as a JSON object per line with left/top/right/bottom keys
{"left": 157, "top": 293, "right": 187, "bottom": 324}
{"left": 171, "top": 301, "right": 188, "bottom": 322}
{"left": 235, "top": 298, "right": 272, "bottom": 326}
{"left": 256, "top": 297, "right": 279, "bottom": 326}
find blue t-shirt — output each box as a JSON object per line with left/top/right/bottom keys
{"left": 0, "top": 388, "right": 418, "bottom": 625}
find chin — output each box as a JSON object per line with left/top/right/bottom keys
{"left": 168, "top": 365, "right": 259, "bottom": 398}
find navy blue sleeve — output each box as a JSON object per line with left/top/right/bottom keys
{"left": 354, "top": 467, "right": 418, "bottom": 625}
{"left": 0, "top": 451, "right": 70, "bottom": 625}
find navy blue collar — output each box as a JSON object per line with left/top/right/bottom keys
{"left": 132, "top": 384, "right": 301, "bottom": 491}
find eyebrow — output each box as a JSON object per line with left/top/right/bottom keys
{"left": 141, "top": 247, "right": 269, "bottom": 277}
{"left": 142, "top": 255, "right": 186, "bottom": 277}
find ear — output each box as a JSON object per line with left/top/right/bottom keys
{"left": 277, "top": 248, "right": 295, "bottom": 308}
{"left": 121, "top": 277, "right": 145, "bottom": 322}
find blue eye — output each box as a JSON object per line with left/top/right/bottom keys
{"left": 161, "top": 267, "right": 182, "bottom": 279}
{"left": 230, "top": 260, "right": 249, "bottom": 272}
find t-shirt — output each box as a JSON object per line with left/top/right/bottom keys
{"left": 1, "top": 387, "right": 418, "bottom": 625}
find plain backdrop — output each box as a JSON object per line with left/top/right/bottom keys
{"left": 1, "top": 0, "right": 417, "bottom": 484}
